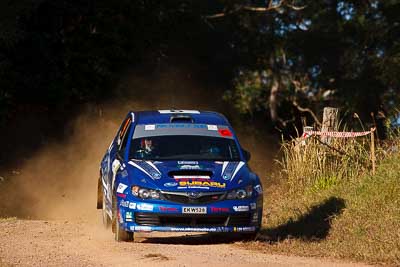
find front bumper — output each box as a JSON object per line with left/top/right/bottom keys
{"left": 118, "top": 199, "right": 262, "bottom": 233}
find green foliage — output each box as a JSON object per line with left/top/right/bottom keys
{"left": 258, "top": 136, "right": 400, "bottom": 265}
{"left": 224, "top": 70, "right": 267, "bottom": 114}
{"left": 223, "top": 0, "right": 400, "bottom": 124}
{"left": 1, "top": 0, "right": 400, "bottom": 130}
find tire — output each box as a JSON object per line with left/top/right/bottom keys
{"left": 111, "top": 194, "right": 133, "bottom": 242}
{"left": 97, "top": 177, "right": 103, "bottom": 209}
{"left": 102, "top": 193, "right": 111, "bottom": 229}
{"left": 115, "top": 217, "right": 134, "bottom": 242}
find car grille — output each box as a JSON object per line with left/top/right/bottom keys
{"left": 160, "top": 191, "right": 226, "bottom": 204}
{"left": 134, "top": 212, "right": 251, "bottom": 227}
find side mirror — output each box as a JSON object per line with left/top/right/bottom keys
{"left": 116, "top": 150, "right": 124, "bottom": 161}
{"left": 243, "top": 149, "right": 251, "bottom": 162}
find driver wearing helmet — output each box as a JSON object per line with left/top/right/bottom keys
{"left": 135, "top": 138, "right": 158, "bottom": 159}
{"left": 143, "top": 138, "right": 155, "bottom": 154}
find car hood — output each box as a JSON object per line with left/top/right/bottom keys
{"left": 125, "top": 160, "right": 251, "bottom": 191}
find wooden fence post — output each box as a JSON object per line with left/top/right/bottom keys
{"left": 322, "top": 107, "right": 339, "bottom": 143}
{"left": 371, "top": 127, "right": 376, "bottom": 175}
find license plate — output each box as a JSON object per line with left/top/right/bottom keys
{"left": 182, "top": 207, "right": 207, "bottom": 214}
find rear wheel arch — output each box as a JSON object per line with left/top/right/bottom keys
{"left": 97, "top": 170, "right": 103, "bottom": 209}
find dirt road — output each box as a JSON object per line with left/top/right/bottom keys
{"left": 0, "top": 217, "right": 371, "bottom": 267}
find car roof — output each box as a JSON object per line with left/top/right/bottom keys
{"left": 131, "top": 110, "right": 230, "bottom": 126}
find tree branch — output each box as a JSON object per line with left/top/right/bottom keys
{"left": 286, "top": 3, "right": 307, "bottom": 10}
{"left": 292, "top": 100, "right": 322, "bottom": 126}
{"left": 205, "top": 0, "right": 306, "bottom": 19}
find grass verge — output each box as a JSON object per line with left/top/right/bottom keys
{"left": 249, "top": 150, "right": 400, "bottom": 265}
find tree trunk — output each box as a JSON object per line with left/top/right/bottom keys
{"left": 269, "top": 78, "right": 279, "bottom": 122}
{"left": 321, "top": 107, "right": 339, "bottom": 143}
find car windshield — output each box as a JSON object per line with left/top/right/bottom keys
{"left": 129, "top": 135, "right": 240, "bottom": 161}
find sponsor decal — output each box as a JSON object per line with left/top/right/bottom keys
{"left": 125, "top": 211, "right": 133, "bottom": 222}
{"left": 137, "top": 203, "right": 154, "bottom": 211}
{"left": 207, "top": 125, "right": 218, "bottom": 131}
{"left": 250, "top": 203, "right": 257, "bottom": 210}
{"left": 158, "top": 110, "right": 200, "bottom": 114}
{"left": 210, "top": 207, "right": 229, "bottom": 213}
{"left": 178, "top": 165, "right": 201, "bottom": 170}
{"left": 159, "top": 207, "right": 179, "bottom": 212}
{"left": 116, "top": 183, "right": 128, "bottom": 193}
{"left": 129, "top": 202, "right": 136, "bottom": 209}
{"left": 129, "top": 226, "right": 257, "bottom": 233}
{"left": 121, "top": 170, "right": 128, "bottom": 177}
{"left": 221, "top": 162, "right": 237, "bottom": 180}
{"left": 131, "top": 226, "right": 152, "bottom": 231}
{"left": 144, "top": 124, "right": 155, "bottom": 131}
{"left": 182, "top": 207, "right": 207, "bottom": 214}
{"left": 120, "top": 200, "right": 129, "bottom": 207}
{"left": 169, "top": 227, "right": 220, "bottom": 232}
{"left": 156, "top": 124, "right": 206, "bottom": 129}
{"left": 218, "top": 129, "right": 232, "bottom": 137}
{"left": 221, "top": 161, "right": 245, "bottom": 181}
{"left": 116, "top": 193, "right": 126, "bottom": 198}
{"left": 233, "top": 205, "right": 249, "bottom": 212}
{"left": 164, "top": 182, "right": 178, "bottom": 187}
{"left": 128, "top": 161, "right": 161, "bottom": 180}
{"left": 178, "top": 181, "right": 225, "bottom": 188}
{"left": 254, "top": 184, "right": 262, "bottom": 194}
{"left": 233, "top": 227, "right": 255, "bottom": 232}
{"left": 178, "top": 186, "right": 208, "bottom": 190}
{"left": 178, "top": 161, "right": 199, "bottom": 165}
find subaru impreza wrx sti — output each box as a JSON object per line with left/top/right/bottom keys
{"left": 97, "top": 110, "right": 263, "bottom": 241}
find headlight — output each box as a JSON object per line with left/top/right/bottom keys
{"left": 226, "top": 185, "right": 253, "bottom": 199}
{"left": 131, "top": 185, "right": 160, "bottom": 199}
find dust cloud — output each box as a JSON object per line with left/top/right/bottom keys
{"left": 0, "top": 66, "right": 277, "bottom": 220}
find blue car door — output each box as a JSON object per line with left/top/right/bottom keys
{"left": 101, "top": 114, "right": 132, "bottom": 204}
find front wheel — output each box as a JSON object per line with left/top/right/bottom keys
{"left": 112, "top": 194, "right": 133, "bottom": 242}
{"left": 115, "top": 218, "right": 134, "bottom": 242}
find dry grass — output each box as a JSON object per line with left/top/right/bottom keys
{"left": 0, "top": 217, "right": 16, "bottom": 222}
{"left": 279, "top": 136, "right": 372, "bottom": 192}
{"left": 245, "top": 133, "right": 400, "bottom": 265}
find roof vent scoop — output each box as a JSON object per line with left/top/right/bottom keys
{"left": 170, "top": 115, "right": 194, "bottom": 123}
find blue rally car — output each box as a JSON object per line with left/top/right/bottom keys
{"left": 97, "top": 110, "right": 263, "bottom": 241}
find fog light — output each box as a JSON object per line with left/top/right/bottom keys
{"left": 236, "top": 189, "right": 247, "bottom": 199}
{"left": 150, "top": 190, "right": 160, "bottom": 199}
